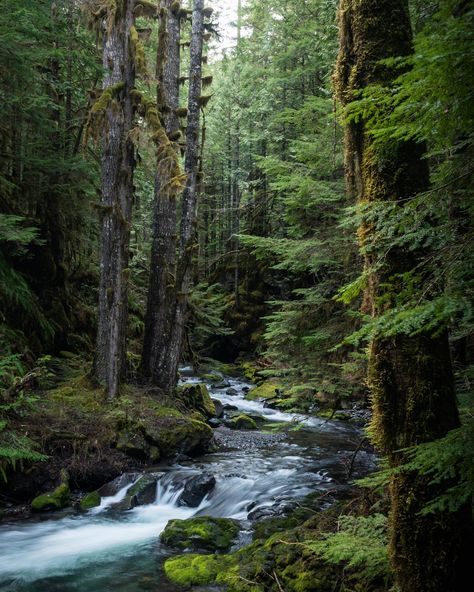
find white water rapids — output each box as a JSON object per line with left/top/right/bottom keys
{"left": 0, "top": 371, "right": 374, "bottom": 591}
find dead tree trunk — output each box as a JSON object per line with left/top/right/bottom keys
{"left": 93, "top": 0, "right": 136, "bottom": 398}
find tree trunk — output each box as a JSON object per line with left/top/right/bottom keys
{"left": 335, "top": 1, "right": 473, "bottom": 590}
{"left": 141, "top": 0, "right": 182, "bottom": 383}
{"left": 93, "top": 0, "right": 136, "bottom": 398}
{"left": 158, "top": 0, "right": 205, "bottom": 392}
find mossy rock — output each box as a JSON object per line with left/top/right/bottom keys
{"left": 227, "top": 414, "right": 257, "bottom": 430}
{"left": 161, "top": 516, "right": 240, "bottom": 552}
{"left": 177, "top": 383, "right": 216, "bottom": 418}
{"left": 240, "top": 361, "right": 260, "bottom": 381}
{"left": 164, "top": 553, "right": 238, "bottom": 587}
{"left": 80, "top": 490, "right": 101, "bottom": 510}
{"left": 31, "top": 482, "right": 70, "bottom": 512}
{"left": 142, "top": 417, "right": 214, "bottom": 458}
{"left": 245, "top": 380, "right": 282, "bottom": 401}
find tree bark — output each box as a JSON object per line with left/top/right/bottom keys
{"left": 141, "top": 0, "right": 182, "bottom": 384}
{"left": 93, "top": 0, "right": 136, "bottom": 398}
{"left": 335, "top": 1, "right": 473, "bottom": 590}
{"left": 157, "top": 0, "right": 205, "bottom": 392}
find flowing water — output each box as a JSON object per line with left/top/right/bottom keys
{"left": 0, "top": 371, "right": 375, "bottom": 592}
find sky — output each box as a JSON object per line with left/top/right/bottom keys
{"left": 210, "top": 0, "right": 241, "bottom": 55}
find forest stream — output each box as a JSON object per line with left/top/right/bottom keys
{"left": 0, "top": 370, "right": 375, "bottom": 592}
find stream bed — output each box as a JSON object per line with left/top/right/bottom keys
{"left": 0, "top": 371, "right": 375, "bottom": 592}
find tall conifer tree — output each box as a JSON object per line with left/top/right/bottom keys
{"left": 335, "top": 1, "right": 473, "bottom": 589}
{"left": 91, "top": 0, "right": 137, "bottom": 398}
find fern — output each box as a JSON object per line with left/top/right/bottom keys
{"left": 308, "top": 514, "right": 391, "bottom": 584}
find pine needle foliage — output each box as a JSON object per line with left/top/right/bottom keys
{"left": 307, "top": 514, "right": 391, "bottom": 587}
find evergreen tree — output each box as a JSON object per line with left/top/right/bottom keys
{"left": 88, "top": 0, "right": 138, "bottom": 399}
{"left": 334, "top": 1, "right": 473, "bottom": 589}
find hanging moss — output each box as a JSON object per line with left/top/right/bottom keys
{"left": 84, "top": 82, "right": 125, "bottom": 145}
{"left": 179, "top": 9, "right": 192, "bottom": 19}
{"left": 198, "top": 94, "right": 212, "bottom": 108}
{"left": 175, "top": 107, "right": 188, "bottom": 118}
{"left": 134, "top": 0, "right": 158, "bottom": 19}
{"left": 155, "top": 6, "right": 168, "bottom": 111}
{"left": 201, "top": 74, "right": 213, "bottom": 88}
{"left": 170, "top": 0, "right": 180, "bottom": 13}
{"left": 130, "top": 24, "right": 147, "bottom": 77}
{"left": 133, "top": 90, "right": 184, "bottom": 195}
{"left": 168, "top": 130, "right": 181, "bottom": 142}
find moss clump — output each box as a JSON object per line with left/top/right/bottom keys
{"left": 80, "top": 490, "right": 101, "bottom": 509}
{"left": 164, "top": 553, "right": 237, "bottom": 587}
{"left": 130, "top": 24, "right": 147, "bottom": 76}
{"left": 161, "top": 516, "right": 240, "bottom": 552}
{"left": 240, "top": 361, "right": 259, "bottom": 381}
{"left": 177, "top": 383, "right": 216, "bottom": 418}
{"left": 228, "top": 414, "right": 257, "bottom": 430}
{"left": 31, "top": 482, "right": 70, "bottom": 512}
{"left": 245, "top": 380, "right": 282, "bottom": 401}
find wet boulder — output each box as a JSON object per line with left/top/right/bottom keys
{"left": 213, "top": 379, "right": 231, "bottom": 389}
{"left": 160, "top": 516, "right": 240, "bottom": 552}
{"left": 98, "top": 473, "right": 141, "bottom": 497}
{"left": 225, "top": 387, "right": 239, "bottom": 396}
{"left": 212, "top": 399, "right": 224, "bottom": 418}
{"left": 31, "top": 472, "right": 71, "bottom": 512}
{"left": 227, "top": 414, "right": 257, "bottom": 430}
{"left": 80, "top": 490, "right": 101, "bottom": 510}
{"left": 177, "top": 383, "right": 216, "bottom": 418}
{"left": 128, "top": 473, "right": 162, "bottom": 506}
{"left": 223, "top": 404, "right": 238, "bottom": 412}
{"left": 178, "top": 472, "right": 216, "bottom": 507}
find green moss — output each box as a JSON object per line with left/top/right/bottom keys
{"left": 161, "top": 516, "right": 240, "bottom": 551}
{"left": 245, "top": 380, "right": 282, "bottom": 401}
{"left": 80, "top": 490, "right": 101, "bottom": 509}
{"left": 240, "top": 361, "right": 259, "bottom": 381}
{"left": 48, "top": 375, "right": 103, "bottom": 412}
{"left": 164, "top": 554, "right": 237, "bottom": 587}
{"left": 31, "top": 481, "right": 70, "bottom": 512}
{"left": 130, "top": 24, "right": 147, "bottom": 76}
{"left": 177, "top": 383, "right": 216, "bottom": 418}
{"left": 228, "top": 414, "right": 257, "bottom": 430}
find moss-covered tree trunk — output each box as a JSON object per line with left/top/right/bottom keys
{"left": 141, "top": 0, "right": 182, "bottom": 385}
{"left": 93, "top": 0, "right": 136, "bottom": 398}
{"left": 335, "top": 1, "right": 473, "bottom": 590}
{"left": 159, "top": 0, "right": 205, "bottom": 392}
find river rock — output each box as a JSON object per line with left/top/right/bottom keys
{"left": 213, "top": 379, "right": 231, "bottom": 389}
{"left": 223, "top": 403, "right": 238, "bottom": 412}
{"left": 177, "top": 383, "right": 216, "bottom": 418}
{"left": 178, "top": 472, "right": 216, "bottom": 507}
{"left": 31, "top": 480, "right": 70, "bottom": 512}
{"left": 208, "top": 418, "right": 222, "bottom": 428}
{"left": 97, "top": 473, "right": 141, "bottom": 497}
{"left": 128, "top": 473, "right": 163, "bottom": 506}
{"left": 80, "top": 490, "right": 101, "bottom": 510}
{"left": 212, "top": 398, "right": 224, "bottom": 418}
{"left": 160, "top": 516, "right": 240, "bottom": 552}
{"left": 226, "top": 414, "right": 257, "bottom": 430}
{"left": 225, "top": 387, "right": 239, "bottom": 396}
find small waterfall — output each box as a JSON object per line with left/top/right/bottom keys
{"left": 0, "top": 369, "right": 375, "bottom": 591}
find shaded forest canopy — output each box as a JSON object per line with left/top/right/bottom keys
{"left": 0, "top": 0, "right": 473, "bottom": 591}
